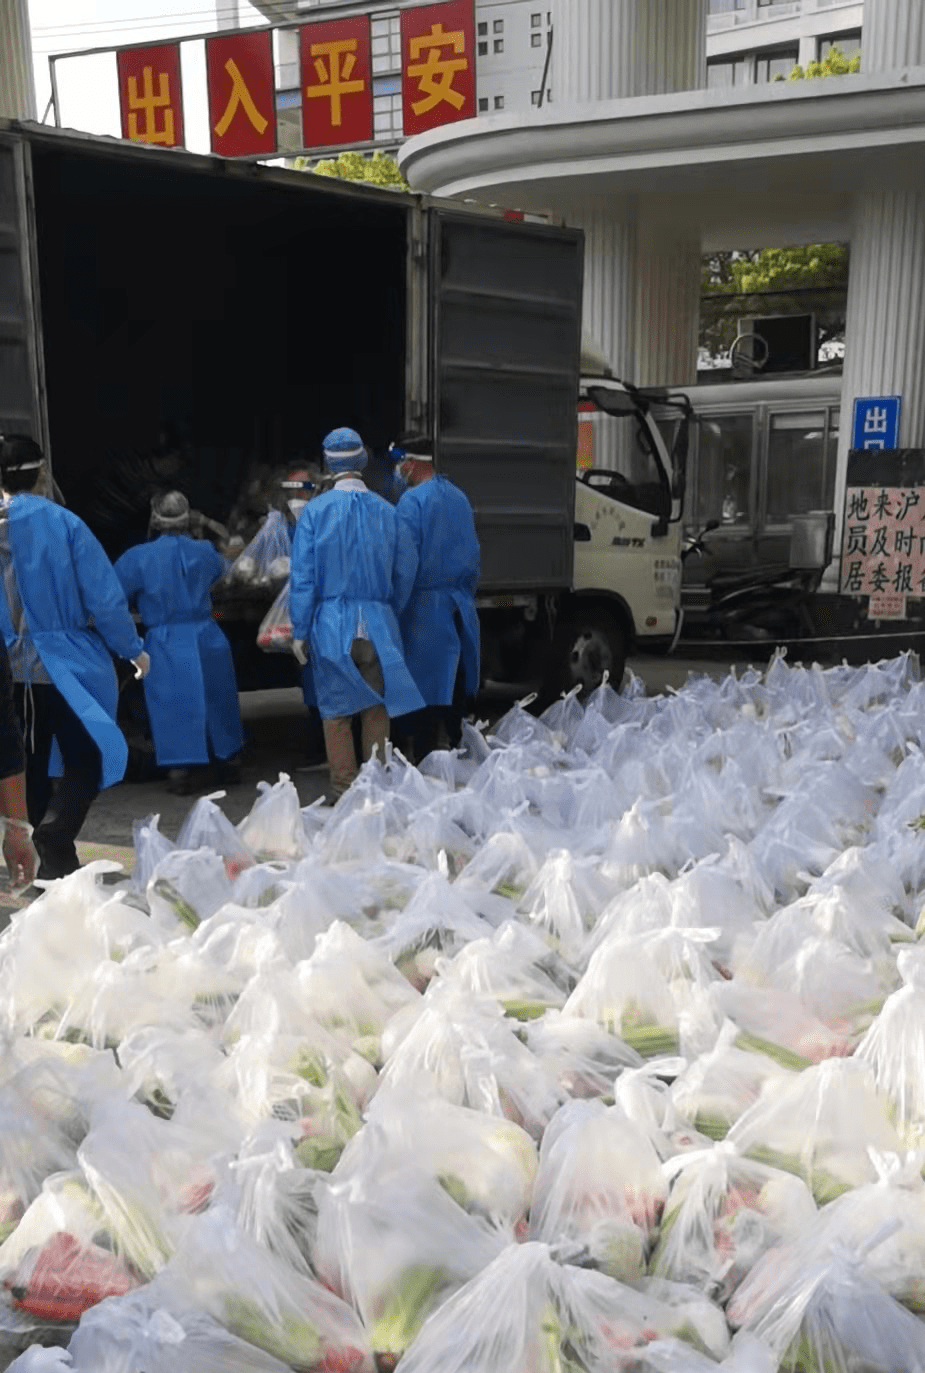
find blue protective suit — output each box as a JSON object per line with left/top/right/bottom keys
{"left": 0, "top": 496, "right": 143, "bottom": 790}
{"left": 290, "top": 487, "right": 424, "bottom": 720}
{"left": 397, "top": 476, "right": 481, "bottom": 706}
{"left": 114, "top": 534, "right": 243, "bottom": 767}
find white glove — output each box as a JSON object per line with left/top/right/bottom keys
{"left": 292, "top": 639, "right": 308, "bottom": 667}
{"left": 132, "top": 651, "right": 151, "bottom": 680}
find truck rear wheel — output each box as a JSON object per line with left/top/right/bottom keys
{"left": 542, "top": 609, "right": 627, "bottom": 706}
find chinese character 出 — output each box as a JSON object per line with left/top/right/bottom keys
{"left": 896, "top": 527, "right": 916, "bottom": 557}
{"left": 864, "top": 406, "right": 889, "bottom": 434}
{"left": 306, "top": 39, "right": 365, "bottom": 127}
{"left": 894, "top": 564, "right": 914, "bottom": 594}
{"left": 869, "top": 562, "right": 890, "bottom": 593}
{"left": 897, "top": 489, "right": 921, "bottom": 521}
{"left": 874, "top": 489, "right": 893, "bottom": 519}
{"left": 126, "top": 66, "right": 176, "bottom": 145}
{"left": 845, "top": 526, "right": 868, "bottom": 556}
{"left": 870, "top": 526, "right": 889, "bottom": 557}
{"left": 847, "top": 490, "right": 870, "bottom": 522}
{"left": 843, "top": 561, "right": 865, "bottom": 594}
{"left": 407, "top": 22, "right": 468, "bottom": 116}
{"left": 214, "top": 58, "right": 268, "bottom": 138}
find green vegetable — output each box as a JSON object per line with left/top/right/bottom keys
{"left": 692, "top": 1111, "right": 732, "bottom": 1141}
{"left": 371, "top": 1265, "right": 447, "bottom": 1357}
{"left": 294, "top": 1138, "right": 343, "bottom": 1172}
{"left": 151, "top": 877, "right": 200, "bottom": 932}
{"left": 745, "top": 1145, "right": 852, "bottom": 1206}
{"left": 224, "top": 1295, "right": 323, "bottom": 1367}
{"left": 619, "top": 1024, "right": 680, "bottom": 1059}
{"left": 734, "top": 1032, "right": 811, "bottom": 1073}
{"left": 502, "top": 999, "right": 550, "bottom": 1022}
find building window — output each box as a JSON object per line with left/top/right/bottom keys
{"left": 478, "top": 40, "right": 488, "bottom": 55}
{"left": 371, "top": 15, "right": 400, "bottom": 76}
{"left": 372, "top": 90, "right": 403, "bottom": 142}
{"left": 494, "top": 19, "right": 503, "bottom": 32}
{"left": 478, "top": 96, "right": 489, "bottom": 111}
{"left": 708, "top": 0, "right": 745, "bottom": 10}
{"left": 531, "top": 32, "right": 542, "bottom": 47}
{"left": 477, "top": 21, "right": 487, "bottom": 35}
{"left": 707, "top": 56, "right": 749, "bottom": 87}
{"left": 531, "top": 12, "right": 541, "bottom": 25}
{"left": 494, "top": 38, "right": 504, "bottom": 53}
{"left": 818, "top": 30, "right": 862, "bottom": 61}
{"left": 755, "top": 47, "right": 798, "bottom": 82}
{"left": 494, "top": 94, "right": 505, "bottom": 109}
{"left": 531, "top": 89, "right": 541, "bottom": 105}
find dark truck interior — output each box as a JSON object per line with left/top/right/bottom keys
{"left": 30, "top": 141, "right": 409, "bottom": 561}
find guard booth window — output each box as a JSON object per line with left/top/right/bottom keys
{"left": 766, "top": 410, "right": 839, "bottom": 524}
{"left": 692, "top": 413, "right": 753, "bottom": 528}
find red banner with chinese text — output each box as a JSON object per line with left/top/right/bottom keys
{"left": 206, "top": 30, "right": 277, "bottom": 158}
{"left": 401, "top": 0, "right": 476, "bottom": 138}
{"left": 117, "top": 43, "right": 184, "bottom": 148}
{"left": 300, "top": 17, "right": 372, "bottom": 150}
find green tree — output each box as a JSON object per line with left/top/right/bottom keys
{"left": 778, "top": 44, "right": 861, "bottom": 82}
{"left": 701, "top": 244, "right": 850, "bottom": 363}
{"left": 292, "top": 149, "right": 408, "bottom": 190}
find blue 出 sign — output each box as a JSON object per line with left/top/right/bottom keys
{"left": 852, "top": 395, "right": 902, "bottom": 452}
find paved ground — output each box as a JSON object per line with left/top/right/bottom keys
{"left": 0, "top": 641, "right": 868, "bottom": 923}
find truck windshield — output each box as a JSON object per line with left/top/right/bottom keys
{"left": 578, "top": 391, "right": 671, "bottom": 519}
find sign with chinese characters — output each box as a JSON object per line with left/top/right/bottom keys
{"left": 401, "top": 0, "right": 476, "bottom": 137}
{"left": 852, "top": 395, "right": 902, "bottom": 452}
{"left": 117, "top": 43, "right": 184, "bottom": 148}
{"left": 301, "top": 17, "right": 373, "bottom": 150}
{"left": 840, "top": 448, "right": 925, "bottom": 612}
{"left": 206, "top": 30, "right": 276, "bottom": 158}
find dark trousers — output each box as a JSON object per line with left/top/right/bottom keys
{"left": 14, "top": 683, "right": 101, "bottom": 879}
{"left": 396, "top": 663, "right": 469, "bottom": 763}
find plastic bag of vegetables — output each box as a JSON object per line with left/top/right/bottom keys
{"left": 156, "top": 1205, "right": 372, "bottom": 1373}
{"left": 228, "top": 511, "right": 291, "bottom": 592}
{"left": 525, "top": 1011, "right": 642, "bottom": 1101}
{"left": 528, "top": 1099, "right": 667, "bottom": 1282}
{"left": 855, "top": 949, "right": 925, "bottom": 1147}
{"left": 727, "top": 1058, "right": 903, "bottom": 1205}
{"left": 670, "top": 1020, "right": 798, "bottom": 1142}
{"left": 256, "top": 582, "right": 294, "bottom": 655}
{"left": 314, "top": 1157, "right": 508, "bottom": 1369}
{"left": 651, "top": 1139, "right": 816, "bottom": 1304}
{"left": 237, "top": 775, "right": 310, "bottom": 863}
{"left": 728, "top": 1220, "right": 925, "bottom": 1373}
{"left": 436, "top": 920, "right": 569, "bottom": 1022}
{"left": 176, "top": 794, "right": 255, "bottom": 883}
{"left": 66, "top": 1290, "right": 295, "bottom": 1372}
{"left": 563, "top": 934, "right": 682, "bottom": 1059}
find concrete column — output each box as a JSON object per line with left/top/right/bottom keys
{"left": 551, "top": 0, "right": 707, "bottom": 105}
{"left": 216, "top": 0, "right": 241, "bottom": 30}
{"left": 831, "top": 190, "right": 925, "bottom": 578}
{"left": 0, "top": 0, "right": 36, "bottom": 121}
{"left": 862, "top": 0, "right": 925, "bottom": 72}
{"left": 635, "top": 223, "right": 703, "bottom": 387}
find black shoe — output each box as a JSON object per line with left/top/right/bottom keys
{"left": 166, "top": 768, "right": 197, "bottom": 796}
{"left": 216, "top": 757, "right": 242, "bottom": 786}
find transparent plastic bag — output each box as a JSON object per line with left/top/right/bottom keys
{"left": 436, "top": 920, "right": 568, "bottom": 1023}
{"left": 314, "top": 1159, "right": 507, "bottom": 1365}
{"left": 516, "top": 850, "right": 611, "bottom": 963}
{"left": 651, "top": 1140, "right": 817, "bottom": 1304}
{"left": 176, "top": 795, "right": 254, "bottom": 883}
{"left": 256, "top": 582, "right": 293, "bottom": 655}
{"left": 528, "top": 1099, "right": 667, "bottom": 1282}
{"left": 67, "top": 1292, "right": 295, "bottom": 1373}
{"left": 711, "top": 981, "right": 854, "bottom": 1072}
{"left": 671, "top": 1021, "right": 798, "bottom": 1142}
{"left": 525, "top": 1011, "right": 642, "bottom": 1101}
{"left": 229, "top": 1137, "right": 324, "bottom": 1280}
{"left": 146, "top": 849, "right": 232, "bottom": 934}
{"left": 856, "top": 950, "right": 925, "bottom": 1147}
{"left": 237, "top": 776, "right": 309, "bottom": 862}
{"left": 563, "top": 934, "right": 681, "bottom": 1060}
{"left": 297, "top": 920, "right": 420, "bottom": 1054}
{"left": 375, "top": 871, "right": 493, "bottom": 992}
{"left": 157, "top": 1206, "right": 372, "bottom": 1372}
{"left": 728, "top": 1223, "right": 925, "bottom": 1373}
{"left": 131, "top": 815, "right": 175, "bottom": 894}
{"left": 727, "top": 1058, "right": 904, "bottom": 1205}
{"left": 228, "top": 512, "right": 291, "bottom": 592}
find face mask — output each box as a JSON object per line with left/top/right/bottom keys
{"left": 288, "top": 499, "right": 307, "bottom": 518}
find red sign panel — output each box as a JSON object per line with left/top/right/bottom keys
{"left": 300, "top": 17, "right": 372, "bottom": 150}
{"left": 401, "top": 0, "right": 476, "bottom": 138}
{"left": 117, "top": 43, "right": 184, "bottom": 148}
{"left": 206, "top": 30, "right": 277, "bottom": 158}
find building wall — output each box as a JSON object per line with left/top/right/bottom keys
{"left": 256, "top": 0, "right": 866, "bottom": 155}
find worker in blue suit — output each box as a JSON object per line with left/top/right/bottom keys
{"left": 115, "top": 491, "right": 244, "bottom": 796}
{"left": 0, "top": 435, "right": 149, "bottom": 880}
{"left": 395, "top": 440, "right": 481, "bottom": 761}
{"left": 290, "top": 427, "right": 424, "bottom": 800}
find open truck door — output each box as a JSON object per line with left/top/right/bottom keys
{"left": 428, "top": 209, "right": 584, "bottom": 594}
{"left": 0, "top": 135, "right": 48, "bottom": 453}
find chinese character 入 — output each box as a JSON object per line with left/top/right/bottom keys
{"left": 306, "top": 39, "right": 365, "bottom": 126}
{"left": 864, "top": 406, "right": 889, "bottom": 435}
{"left": 126, "top": 66, "right": 176, "bottom": 145}
{"left": 407, "top": 22, "right": 468, "bottom": 116}
{"left": 214, "top": 58, "right": 268, "bottom": 138}
{"left": 847, "top": 490, "right": 870, "bottom": 522}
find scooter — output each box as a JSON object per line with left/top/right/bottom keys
{"left": 680, "top": 517, "right": 833, "bottom": 642}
